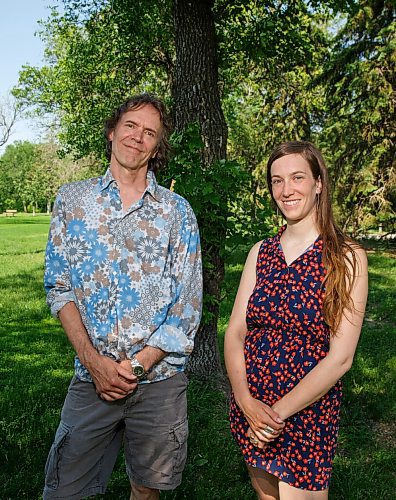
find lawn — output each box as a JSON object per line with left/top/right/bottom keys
{"left": 0, "top": 214, "right": 395, "bottom": 499}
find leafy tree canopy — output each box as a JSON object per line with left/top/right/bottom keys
{"left": 13, "top": 0, "right": 395, "bottom": 232}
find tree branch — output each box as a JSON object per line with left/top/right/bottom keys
{"left": 0, "top": 96, "right": 19, "bottom": 147}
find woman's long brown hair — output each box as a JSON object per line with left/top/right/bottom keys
{"left": 266, "top": 141, "right": 359, "bottom": 335}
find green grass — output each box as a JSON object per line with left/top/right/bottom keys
{"left": 0, "top": 216, "right": 395, "bottom": 499}
{"left": 0, "top": 213, "right": 50, "bottom": 255}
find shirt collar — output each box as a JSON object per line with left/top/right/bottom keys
{"left": 99, "top": 168, "right": 161, "bottom": 202}
{"left": 145, "top": 170, "right": 161, "bottom": 202}
{"left": 99, "top": 168, "right": 116, "bottom": 191}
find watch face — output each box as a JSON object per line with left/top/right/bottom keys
{"left": 132, "top": 365, "right": 145, "bottom": 377}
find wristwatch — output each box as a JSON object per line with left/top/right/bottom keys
{"left": 130, "top": 357, "right": 146, "bottom": 380}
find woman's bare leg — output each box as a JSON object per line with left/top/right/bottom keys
{"left": 279, "top": 481, "right": 328, "bottom": 500}
{"left": 247, "top": 465, "right": 280, "bottom": 500}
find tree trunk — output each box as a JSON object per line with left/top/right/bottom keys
{"left": 172, "top": 0, "right": 228, "bottom": 379}
{"left": 172, "top": 0, "right": 227, "bottom": 165}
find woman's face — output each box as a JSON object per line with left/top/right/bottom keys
{"left": 270, "top": 153, "right": 322, "bottom": 224}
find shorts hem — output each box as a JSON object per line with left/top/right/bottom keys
{"left": 43, "top": 485, "right": 106, "bottom": 499}
{"left": 128, "top": 471, "right": 181, "bottom": 491}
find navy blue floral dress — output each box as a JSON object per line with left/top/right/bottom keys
{"left": 230, "top": 226, "right": 341, "bottom": 490}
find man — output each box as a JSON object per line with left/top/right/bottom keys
{"left": 43, "top": 94, "right": 202, "bottom": 499}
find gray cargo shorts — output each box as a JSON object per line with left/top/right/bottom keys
{"left": 43, "top": 372, "right": 188, "bottom": 499}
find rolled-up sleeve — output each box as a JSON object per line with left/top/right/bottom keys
{"left": 44, "top": 190, "right": 75, "bottom": 317}
{"left": 146, "top": 201, "right": 203, "bottom": 365}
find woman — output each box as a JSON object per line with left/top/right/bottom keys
{"left": 225, "top": 141, "right": 368, "bottom": 499}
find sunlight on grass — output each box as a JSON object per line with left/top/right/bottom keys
{"left": 0, "top": 218, "right": 49, "bottom": 256}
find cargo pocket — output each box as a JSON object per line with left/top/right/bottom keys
{"left": 44, "top": 420, "right": 73, "bottom": 490}
{"left": 170, "top": 418, "right": 188, "bottom": 475}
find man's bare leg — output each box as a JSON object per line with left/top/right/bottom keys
{"left": 130, "top": 481, "right": 160, "bottom": 500}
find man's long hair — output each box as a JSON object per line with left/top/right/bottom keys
{"left": 104, "top": 94, "right": 172, "bottom": 174}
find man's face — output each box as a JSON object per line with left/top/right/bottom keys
{"left": 109, "top": 104, "right": 163, "bottom": 173}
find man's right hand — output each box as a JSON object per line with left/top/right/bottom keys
{"left": 87, "top": 354, "right": 137, "bottom": 401}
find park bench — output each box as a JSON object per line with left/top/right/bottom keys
{"left": 5, "top": 210, "right": 17, "bottom": 217}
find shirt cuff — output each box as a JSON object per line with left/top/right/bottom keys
{"left": 49, "top": 291, "right": 76, "bottom": 318}
{"left": 146, "top": 323, "right": 194, "bottom": 365}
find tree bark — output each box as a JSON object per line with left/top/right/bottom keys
{"left": 172, "top": 0, "right": 228, "bottom": 379}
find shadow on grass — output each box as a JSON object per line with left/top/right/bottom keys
{"left": 0, "top": 322, "right": 74, "bottom": 499}
{"left": 2, "top": 321, "right": 394, "bottom": 499}
{"left": 0, "top": 248, "right": 46, "bottom": 256}
{"left": 0, "top": 263, "right": 48, "bottom": 322}
{"left": 0, "top": 249, "right": 394, "bottom": 499}
{"left": 0, "top": 321, "right": 253, "bottom": 499}
{"left": 0, "top": 215, "right": 51, "bottom": 225}
{"left": 330, "top": 321, "right": 396, "bottom": 499}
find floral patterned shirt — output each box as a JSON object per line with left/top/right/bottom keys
{"left": 44, "top": 168, "right": 202, "bottom": 383}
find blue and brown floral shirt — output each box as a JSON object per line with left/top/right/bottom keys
{"left": 44, "top": 168, "right": 202, "bottom": 383}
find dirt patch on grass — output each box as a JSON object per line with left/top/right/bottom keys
{"left": 373, "top": 421, "right": 396, "bottom": 449}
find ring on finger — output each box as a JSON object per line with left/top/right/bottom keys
{"left": 249, "top": 435, "right": 259, "bottom": 446}
{"left": 262, "top": 425, "right": 276, "bottom": 435}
